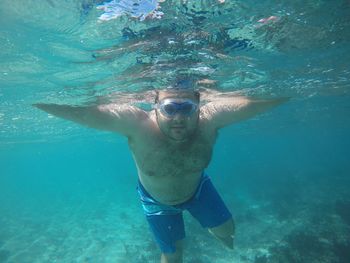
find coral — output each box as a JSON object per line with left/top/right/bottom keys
{"left": 268, "top": 230, "right": 331, "bottom": 263}
{"left": 335, "top": 199, "right": 350, "bottom": 225}
{"left": 333, "top": 241, "right": 350, "bottom": 263}
{"left": 0, "top": 250, "right": 11, "bottom": 262}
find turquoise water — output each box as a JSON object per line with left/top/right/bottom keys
{"left": 1, "top": 0, "right": 350, "bottom": 262}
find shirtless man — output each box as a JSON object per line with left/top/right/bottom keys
{"left": 34, "top": 86, "right": 287, "bottom": 263}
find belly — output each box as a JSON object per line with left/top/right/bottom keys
{"left": 139, "top": 171, "right": 202, "bottom": 205}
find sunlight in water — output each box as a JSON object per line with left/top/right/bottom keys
{"left": 0, "top": 0, "right": 349, "bottom": 262}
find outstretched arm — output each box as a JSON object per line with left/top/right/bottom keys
{"left": 33, "top": 103, "right": 149, "bottom": 137}
{"left": 201, "top": 95, "right": 288, "bottom": 130}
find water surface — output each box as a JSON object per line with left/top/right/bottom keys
{"left": 1, "top": 0, "right": 350, "bottom": 262}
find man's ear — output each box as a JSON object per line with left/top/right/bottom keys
{"left": 155, "top": 90, "right": 159, "bottom": 103}
{"left": 195, "top": 91, "right": 200, "bottom": 102}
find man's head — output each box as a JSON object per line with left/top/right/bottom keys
{"left": 154, "top": 89, "right": 200, "bottom": 142}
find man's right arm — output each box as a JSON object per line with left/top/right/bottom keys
{"left": 33, "top": 103, "right": 148, "bottom": 137}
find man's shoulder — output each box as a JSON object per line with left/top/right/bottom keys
{"left": 198, "top": 114, "right": 219, "bottom": 140}
{"left": 198, "top": 105, "right": 219, "bottom": 132}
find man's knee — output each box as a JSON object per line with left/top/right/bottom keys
{"left": 210, "top": 218, "right": 235, "bottom": 237}
{"left": 161, "top": 252, "right": 182, "bottom": 263}
{"left": 160, "top": 240, "right": 183, "bottom": 263}
{"left": 209, "top": 218, "right": 235, "bottom": 249}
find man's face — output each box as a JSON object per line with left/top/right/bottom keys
{"left": 155, "top": 90, "right": 200, "bottom": 142}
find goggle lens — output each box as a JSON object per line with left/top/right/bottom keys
{"left": 158, "top": 100, "right": 198, "bottom": 117}
{"left": 179, "top": 103, "right": 195, "bottom": 114}
{"left": 163, "top": 103, "right": 178, "bottom": 115}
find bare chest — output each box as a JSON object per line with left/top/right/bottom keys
{"left": 129, "top": 132, "right": 216, "bottom": 178}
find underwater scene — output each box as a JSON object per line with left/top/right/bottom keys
{"left": 1, "top": 0, "right": 350, "bottom": 262}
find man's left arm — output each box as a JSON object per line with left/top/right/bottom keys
{"left": 202, "top": 96, "right": 288, "bottom": 129}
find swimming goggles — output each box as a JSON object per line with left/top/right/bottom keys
{"left": 154, "top": 99, "right": 198, "bottom": 117}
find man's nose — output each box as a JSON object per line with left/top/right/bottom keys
{"left": 172, "top": 113, "right": 185, "bottom": 122}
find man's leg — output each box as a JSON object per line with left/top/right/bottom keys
{"left": 145, "top": 213, "right": 185, "bottom": 263}
{"left": 137, "top": 183, "right": 185, "bottom": 262}
{"left": 208, "top": 218, "right": 235, "bottom": 249}
{"left": 160, "top": 240, "right": 183, "bottom": 263}
{"left": 186, "top": 175, "right": 234, "bottom": 250}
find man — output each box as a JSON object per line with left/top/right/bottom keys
{"left": 34, "top": 85, "right": 287, "bottom": 263}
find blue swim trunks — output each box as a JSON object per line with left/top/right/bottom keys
{"left": 137, "top": 173, "right": 232, "bottom": 253}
